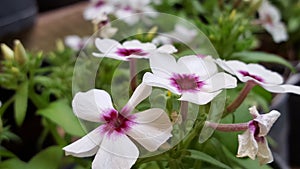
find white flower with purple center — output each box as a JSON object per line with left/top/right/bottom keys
{"left": 83, "top": 0, "right": 115, "bottom": 20}
{"left": 93, "top": 38, "right": 177, "bottom": 61}
{"left": 92, "top": 13, "right": 118, "bottom": 38}
{"left": 216, "top": 59, "right": 300, "bottom": 95}
{"left": 257, "top": 0, "right": 288, "bottom": 43}
{"left": 114, "top": 0, "right": 158, "bottom": 25}
{"left": 143, "top": 54, "right": 237, "bottom": 105}
{"left": 237, "top": 106, "right": 280, "bottom": 165}
{"left": 63, "top": 84, "right": 173, "bottom": 169}
{"left": 65, "top": 35, "right": 89, "bottom": 51}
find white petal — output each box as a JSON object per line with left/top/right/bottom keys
{"left": 123, "top": 40, "right": 156, "bottom": 51}
{"left": 93, "top": 52, "right": 128, "bottom": 61}
{"left": 215, "top": 59, "right": 243, "bottom": 76}
{"left": 249, "top": 106, "right": 260, "bottom": 118}
{"left": 149, "top": 53, "right": 178, "bottom": 78}
{"left": 157, "top": 44, "right": 178, "bottom": 54}
{"left": 247, "top": 64, "right": 283, "bottom": 84}
{"left": 257, "top": 138, "right": 274, "bottom": 165}
{"left": 262, "top": 84, "right": 300, "bottom": 95}
{"left": 255, "top": 110, "right": 280, "bottom": 136}
{"left": 65, "top": 35, "right": 81, "bottom": 50}
{"left": 95, "top": 38, "right": 122, "bottom": 54}
{"left": 127, "top": 108, "right": 172, "bottom": 151}
{"left": 122, "top": 83, "right": 152, "bottom": 113}
{"left": 92, "top": 134, "right": 139, "bottom": 169}
{"left": 143, "top": 72, "right": 180, "bottom": 95}
{"left": 63, "top": 127, "right": 103, "bottom": 157}
{"left": 178, "top": 55, "right": 218, "bottom": 79}
{"left": 202, "top": 72, "right": 237, "bottom": 92}
{"left": 179, "top": 91, "right": 221, "bottom": 105}
{"left": 237, "top": 129, "right": 258, "bottom": 160}
{"left": 72, "top": 89, "right": 115, "bottom": 122}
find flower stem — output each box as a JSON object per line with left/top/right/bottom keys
{"left": 225, "top": 81, "right": 256, "bottom": 115}
{"left": 129, "top": 58, "right": 137, "bottom": 92}
{"left": 205, "top": 121, "right": 249, "bottom": 132}
{"left": 180, "top": 101, "right": 188, "bottom": 124}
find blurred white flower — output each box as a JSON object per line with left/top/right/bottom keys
{"left": 237, "top": 106, "right": 280, "bottom": 165}
{"left": 93, "top": 38, "right": 177, "bottom": 61}
{"left": 152, "top": 24, "right": 197, "bottom": 45}
{"left": 63, "top": 84, "right": 172, "bottom": 169}
{"left": 65, "top": 35, "right": 89, "bottom": 51}
{"left": 143, "top": 54, "right": 237, "bottom": 105}
{"left": 216, "top": 59, "right": 300, "bottom": 95}
{"left": 115, "top": 0, "right": 158, "bottom": 25}
{"left": 92, "top": 13, "right": 118, "bottom": 38}
{"left": 83, "top": 0, "right": 115, "bottom": 20}
{"left": 258, "top": 0, "right": 288, "bottom": 43}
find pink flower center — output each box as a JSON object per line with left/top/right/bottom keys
{"left": 115, "top": 48, "right": 147, "bottom": 57}
{"left": 95, "top": 0, "right": 105, "bottom": 7}
{"left": 249, "top": 121, "right": 265, "bottom": 143}
{"left": 170, "top": 73, "right": 205, "bottom": 93}
{"left": 239, "top": 70, "right": 264, "bottom": 82}
{"left": 101, "top": 109, "right": 135, "bottom": 135}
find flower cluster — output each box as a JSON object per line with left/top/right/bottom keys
{"left": 84, "top": 0, "right": 158, "bottom": 25}
{"left": 63, "top": 33, "right": 300, "bottom": 168}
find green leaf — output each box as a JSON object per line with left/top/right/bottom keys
{"left": 37, "top": 99, "right": 85, "bottom": 137}
{"left": 185, "top": 149, "right": 231, "bottom": 169}
{"left": 14, "top": 81, "right": 28, "bottom": 126}
{"left": 0, "top": 158, "right": 27, "bottom": 169}
{"left": 27, "top": 146, "right": 63, "bottom": 169}
{"left": 0, "top": 146, "right": 16, "bottom": 158}
{"left": 231, "top": 51, "right": 295, "bottom": 71}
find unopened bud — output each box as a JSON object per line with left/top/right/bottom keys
{"left": 1, "top": 43, "right": 14, "bottom": 60}
{"left": 11, "top": 67, "right": 20, "bottom": 74}
{"left": 14, "top": 40, "right": 27, "bottom": 65}
{"left": 229, "top": 10, "right": 236, "bottom": 21}
{"left": 56, "top": 39, "right": 65, "bottom": 52}
{"left": 146, "top": 26, "right": 158, "bottom": 40}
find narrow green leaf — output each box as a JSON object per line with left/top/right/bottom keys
{"left": 14, "top": 81, "right": 28, "bottom": 126}
{"left": 27, "top": 146, "right": 63, "bottom": 169}
{"left": 37, "top": 99, "right": 85, "bottom": 137}
{"left": 185, "top": 149, "right": 231, "bottom": 169}
{"left": 231, "top": 51, "right": 295, "bottom": 71}
{"left": 0, "top": 158, "right": 27, "bottom": 169}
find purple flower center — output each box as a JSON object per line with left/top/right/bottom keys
{"left": 170, "top": 73, "right": 205, "bottom": 93}
{"left": 239, "top": 70, "right": 264, "bottom": 82}
{"left": 101, "top": 109, "right": 135, "bottom": 135}
{"left": 249, "top": 121, "right": 265, "bottom": 143}
{"left": 95, "top": 0, "right": 105, "bottom": 7}
{"left": 115, "top": 48, "right": 147, "bottom": 57}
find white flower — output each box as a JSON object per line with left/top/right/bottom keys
{"left": 114, "top": 0, "right": 158, "bottom": 25}
{"left": 258, "top": 0, "right": 288, "bottom": 43}
{"left": 93, "top": 38, "right": 177, "bottom": 61}
{"left": 83, "top": 0, "right": 115, "bottom": 20}
{"left": 92, "top": 13, "right": 118, "bottom": 38}
{"left": 65, "top": 35, "right": 89, "bottom": 51}
{"left": 63, "top": 84, "right": 172, "bottom": 169}
{"left": 152, "top": 24, "right": 197, "bottom": 45}
{"left": 237, "top": 106, "right": 280, "bottom": 165}
{"left": 143, "top": 54, "right": 237, "bottom": 105}
{"left": 216, "top": 59, "right": 300, "bottom": 95}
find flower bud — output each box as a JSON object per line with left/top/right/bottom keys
{"left": 1, "top": 43, "right": 14, "bottom": 60}
{"left": 146, "top": 26, "right": 158, "bottom": 41}
{"left": 14, "top": 40, "right": 27, "bottom": 65}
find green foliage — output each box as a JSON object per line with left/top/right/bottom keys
{"left": 37, "top": 99, "right": 85, "bottom": 137}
